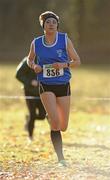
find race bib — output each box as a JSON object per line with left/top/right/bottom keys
{"left": 43, "top": 64, "right": 64, "bottom": 78}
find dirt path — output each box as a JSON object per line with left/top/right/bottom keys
{"left": 1, "top": 141, "right": 110, "bottom": 180}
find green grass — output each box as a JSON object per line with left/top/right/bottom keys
{"left": 0, "top": 64, "right": 110, "bottom": 179}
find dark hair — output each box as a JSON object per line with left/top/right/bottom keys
{"left": 39, "top": 11, "right": 59, "bottom": 29}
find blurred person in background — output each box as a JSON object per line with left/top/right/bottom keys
{"left": 16, "top": 57, "right": 46, "bottom": 140}
{"left": 27, "top": 11, "right": 80, "bottom": 166}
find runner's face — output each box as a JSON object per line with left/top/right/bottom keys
{"left": 44, "top": 18, "right": 58, "bottom": 32}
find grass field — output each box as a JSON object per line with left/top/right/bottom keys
{"left": 0, "top": 64, "right": 110, "bottom": 180}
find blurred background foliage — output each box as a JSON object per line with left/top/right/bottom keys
{"left": 0, "top": 0, "right": 110, "bottom": 64}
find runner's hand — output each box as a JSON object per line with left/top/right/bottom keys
{"left": 31, "top": 80, "right": 38, "bottom": 87}
{"left": 33, "top": 64, "right": 42, "bottom": 73}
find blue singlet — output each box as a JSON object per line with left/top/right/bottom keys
{"left": 33, "top": 32, "right": 71, "bottom": 85}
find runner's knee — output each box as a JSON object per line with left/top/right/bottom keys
{"left": 60, "top": 124, "right": 68, "bottom": 132}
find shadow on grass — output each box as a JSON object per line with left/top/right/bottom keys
{"left": 83, "top": 166, "right": 110, "bottom": 178}
{"left": 65, "top": 142, "right": 110, "bottom": 150}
